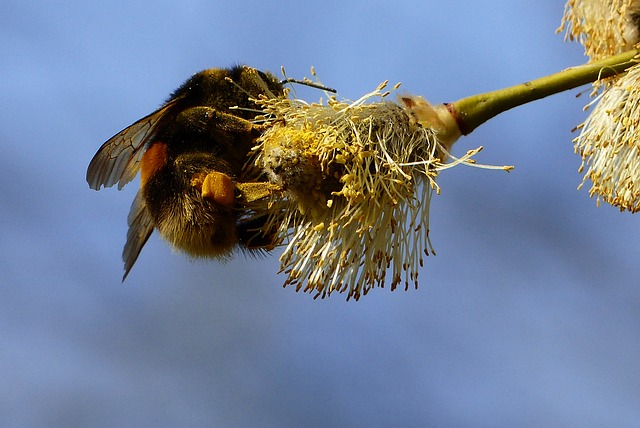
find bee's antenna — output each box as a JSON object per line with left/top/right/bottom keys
{"left": 280, "top": 78, "right": 337, "bottom": 93}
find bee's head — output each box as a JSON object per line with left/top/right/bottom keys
{"left": 169, "top": 66, "right": 284, "bottom": 120}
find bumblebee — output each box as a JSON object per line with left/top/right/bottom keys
{"left": 87, "top": 66, "right": 284, "bottom": 279}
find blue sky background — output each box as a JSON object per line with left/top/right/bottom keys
{"left": 2, "top": 0, "right": 640, "bottom": 426}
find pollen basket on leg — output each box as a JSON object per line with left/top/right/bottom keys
{"left": 201, "top": 171, "right": 236, "bottom": 206}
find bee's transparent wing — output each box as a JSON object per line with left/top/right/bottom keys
{"left": 86, "top": 98, "right": 181, "bottom": 191}
{"left": 122, "top": 189, "right": 154, "bottom": 280}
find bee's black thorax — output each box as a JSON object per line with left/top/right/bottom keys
{"left": 157, "top": 105, "right": 261, "bottom": 172}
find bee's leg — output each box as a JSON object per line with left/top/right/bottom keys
{"left": 236, "top": 215, "right": 278, "bottom": 251}
{"left": 178, "top": 106, "right": 264, "bottom": 167}
{"left": 199, "top": 107, "right": 261, "bottom": 138}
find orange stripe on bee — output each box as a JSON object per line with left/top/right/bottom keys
{"left": 140, "top": 142, "right": 168, "bottom": 187}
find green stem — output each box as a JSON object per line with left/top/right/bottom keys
{"left": 448, "top": 49, "right": 640, "bottom": 135}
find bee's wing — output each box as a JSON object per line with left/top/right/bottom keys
{"left": 122, "top": 189, "right": 154, "bottom": 280}
{"left": 86, "top": 98, "right": 182, "bottom": 191}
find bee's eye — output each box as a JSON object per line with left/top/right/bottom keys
{"left": 256, "top": 70, "right": 270, "bottom": 83}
